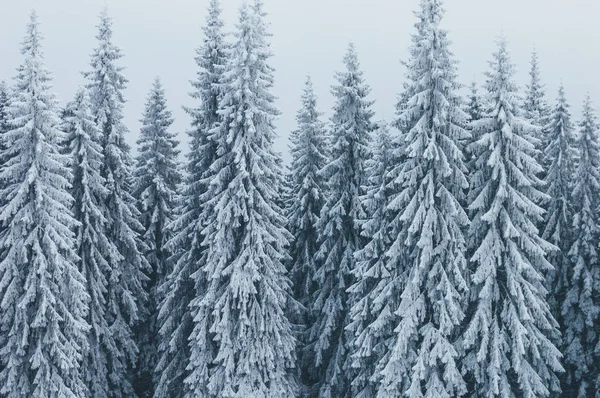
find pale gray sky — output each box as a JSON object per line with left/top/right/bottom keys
{"left": 1, "top": 0, "right": 599, "bottom": 160}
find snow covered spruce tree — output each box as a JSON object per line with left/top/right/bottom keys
{"left": 0, "top": 82, "right": 7, "bottom": 375}
{"left": 0, "top": 81, "right": 10, "bottom": 207}
{"left": 541, "top": 84, "right": 576, "bottom": 320}
{"left": 133, "top": 77, "right": 180, "bottom": 397}
{"left": 562, "top": 95, "right": 600, "bottom": 398}
{"left": 466, "top": 82, "right": 484, "bottom": 124}
{"left": 375, "top": 1, "right": 470, "bottom": 396}
{"left": 0, "top": 81, "right": 9, "bottom": 140}
{"left": 85, "top": 9, "right": 149, "bottom": 397}
{"left": 0, "top": 13, "right": 89, "bottom": 397}
{"left": 155, "top": 2, "right": 227, "bottom": 397}
{"left": 465, "top": 82, "right": 485, "bottom": 171}
{"left": 346, "top": 122, "right": 395, "bottom": 398}
{"left": 287, "top": 76, "right": 328, "bottom": 389}
{"left": 288, "top": 76, "right": 328, "bottom": 309}
{"left": 524, "top": 50, "right": 550, "bottom": 167}
{"left": 308, "top": 42, "right": 374, "bottom": 398}
{"left": 64, "top": 87, "right": 123, "bottom": 398}
{"left": 462, "top": 38, "right": 563, "bottom": 398}
{"left": 184, "top": 2, "right": 297, "bottom": 397}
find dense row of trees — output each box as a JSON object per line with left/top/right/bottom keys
{"left": 0, "top": 0, "right": 597, "bottom": 397}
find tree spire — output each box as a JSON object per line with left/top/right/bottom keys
{"left": 562, "top": 94, "right": 600, "bottom": 398}
{"left": 184, "top": 3, "right": 296, "bottom": 396}
{"left": 85, "top": 9, "right": 149, "bottom": 397}
{"left": 133, "top": 77, "right": 180, "bottom": 398}
{"left": 541, "top": 83, "right": 576, "bottom": 321}
{"left": 524, "top": 48, "right": 550, "bottom": 165}
{"left": 287, "top": 75, "right": 329, "bottom": 390}
{"left": 376, "top": 0, "right": 470, "bottom": 396}
{"left": 156, "top": 1, "right": 228, "bottom": 396}
{"left": 462, "top": 38, "right": 563, "bottom": 398}
{"left": 309, "top": 42, "right": 374, "bottom": 398}
{"left": 0, "top": 13, "right": 89, "bottom": 397}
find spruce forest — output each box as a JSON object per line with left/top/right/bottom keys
{"left": 0, "top": 0, "right": 598, "bottom": 397}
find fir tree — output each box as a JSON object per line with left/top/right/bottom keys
{"left": 462, "top": 38, "right": 563, "bottom": 398}
{"left": 541, "top": 84, "right": 576, "bottom": 321}
{"left": 85, "top": 9, "right": 149, "bottom": 397}
{"left": 523, "top": 50, "right": 550, "bottom": 166}
{"left": 465, "top": 82, "right": 485, "bottom": 173}
{"left": 466, "top": 81, "right": 484, "bottom": 123}
{"left": 0, "top": 80, "right": 10, "bottom": 382}
{"left": 0, "top": 81, "right": 9, "bottom": 141}
{"left": 0, "top": 81, "right": 10, "bottom": 217}
{"left": 133, "top": 78, "right": 180, "bottom": 398}
{"left": 287, "top": 76, "right": 328, "bottom": 391}
{"left": 346, "top": 122, "right": 395, "bottom": 398}
{"left": 562, "top": 95, "right": 600, "bottom": 398}
{"left": 376, "top": 1, "right": 470, "bottom": 396}
{"left": 64, "top": 87, "right": 122, "bottom": 398}
{"left": 155, "top": 1, "right": 227, "bottom": 396}
{"left": 0, "top": 13, "right": 89, "bottom": 397}
{"left": 309, "top": 42, "right": 374, "bottom": 398}
{"left": 184, "top": 2, "right": 297, "bottom": 397}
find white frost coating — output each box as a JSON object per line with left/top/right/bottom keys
{"left": 156, "top": 1, "right": 228, "bottom": 397}
{"left": 184, "top": 2, "right": 297, "bottom": 397}
{"left": 462, "top": 37, "right": 563, "bottom": 398}
{"left": 0, "top": 12, "right": 89, "bottom": 398}
{"left": 309, "top": 42, "right": 374, "bottom": 398}
{"left": 85, "top": 9, "right": 149, "bottom": 398}
{"left": 562, "top": 94, "right": 600, "bottom": 398}
{"left": 286, "top": 76, "right": 329, "bottom": 392}
{"left": 133, "top": 77, "right": 181, "bottom": 397}
{"left": 376, "top": 1, "right": 470, "bottom": 396}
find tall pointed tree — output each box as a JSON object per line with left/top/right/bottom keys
{"left": 541, "top": 84, "right": 576, "bottom": 320}
{"left": 155, "top": 2, "right": 227, "bottom": 397}
{"left": 524, "top": 50, "right": 550, "bottom": 166}
{"left": 64, "top": 87, "right": 122, "bottom": 398}
{"left": 0, "top": 13, "right": 89, "bottom": 397}
{"left": 287, "top": 76, "right": 328, "bottom": 390}
{"left": 562, "top": 95, "right": 600, "bottom": 398}
{"left": 346, "top": 122, "right": 395, "bottom": 398}
{"left": 375, "top": 1, "right": 470, "bottom": 396}
{"left": 0, "top": 81, "right": 10, "bottom": 218}
{"left": 85, "top": 9, "right": 149, "bottom": 397}
{"left": 133, "top": 78, "right": 180, "bottom": 397}
{"left": 309, "top": 43, "right": 374, "bottom": 398}
{"left": 0, "top": 82, "right": 9, "bottom": 203}
{"left": 0, "top": 81, "right": 9, "bottom": 142}
{"left": 462, "top": 38, "right": 563, "bottom": 398}
{"left": 466, "top": 81, "right": 484, "bottom": 123}
{"left": 0, "top": 82, "right": 8, "bottom": 378}
{"left": 465, "top": 82, "right": 485, "bottom": 174}
{"left": 184, "top": 2, "right": 297, "bottom": 397}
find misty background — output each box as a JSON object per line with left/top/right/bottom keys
{"left": 1, "top": 0, "right": 599, "bottom": 161}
